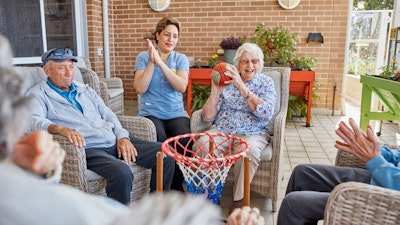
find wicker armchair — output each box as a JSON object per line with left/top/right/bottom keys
{"left": 334, "top": 149, "right": 365, "bottom": 168}
{"left": 57, "top": 115, "right": 155, "bottom": 202}
{"left": 190, "top": 67, "right": 290, "bottom": 211}
{"left": 16, "top": 65, "right": 152, "bottom": 202}
{"left": 324, "top": 181, "right": 400, "bottom": 225}
{"left": 323, "top": 149, "right": 400, "bottom": 224}
{"left": 77, "top": 58, "right": 124, "bottom": 115}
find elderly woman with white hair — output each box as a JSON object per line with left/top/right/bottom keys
{"left": 201, "top": 43, "right": 277, "bottom": 211}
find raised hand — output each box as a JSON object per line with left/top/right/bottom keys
{"left": 334, "top": 118, "right": 380, "bottom": 163}
{"left": 12, "top": 131, "right": 65, "bottom": 176}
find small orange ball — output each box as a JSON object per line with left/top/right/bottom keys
{"left": 211, "top": 62, "right": 234, "bottom": 85}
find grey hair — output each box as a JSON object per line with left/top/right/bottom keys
{"left": 0, "top": 36, "right": 31, "bottom": 160}
{"left": 233, "top": 43, "right": 264, "bottom": 73}
{"left": 113, "top": 192, "right": 224, "bottom": 225}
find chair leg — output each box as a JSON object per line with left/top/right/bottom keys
{"left": 156, "top": 152, "right": 163, "bottom": 192}
{"left": 243, "top": 156, "right": 251, "bottom": 206}
{"left": 272, "top": 198, "right": 277, "bottom": 212}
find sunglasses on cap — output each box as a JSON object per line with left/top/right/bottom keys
{"left": 44, "top": 48, "right": 73, "bottom": 60}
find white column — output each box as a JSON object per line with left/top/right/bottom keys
{"left": 394, "top": 0, "right": 400, "bottom": 27}
{"left": 103, "top": 0, "right": 110, "bottom": 78}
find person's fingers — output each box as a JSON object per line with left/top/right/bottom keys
{"left": 251, "top": 207, "right": 260, "bottom": 217}
{"left": 130, "top": 146, "right": 137, "bottom": 162}
{"left": 33, "top": 141, "right": 62, "bottom": 174}
{"left": 336, "top": 120, "right": 358, "bottom": 145}
{"left": 66, "top": 130, "right": 85, "bottom": 148}
{"left": 120, "top": 147, "right": 129, "bottom": 163}
{"left": 125, "top": 146, "right": 132, "bottom": 163}
{"left": 366, "top": 125, "right": 377, "bottom": 142}
{"left": 227, "top": 208, "right": 241, "bottom": 225}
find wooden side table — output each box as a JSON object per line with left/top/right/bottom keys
{"left": 359, "top": 74, "right": 400, "bottom": 131}
{"left": 289, "top": 71, "right": 315, "bottom": 127}
{"left": 187, "top": 68, "right": 212, "bottom": 116}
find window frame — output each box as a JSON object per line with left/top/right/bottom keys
{"left": 11, "top": 0, "right": 87, "bottom": 65}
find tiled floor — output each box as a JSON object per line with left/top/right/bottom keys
{"left": 125, "top": 100, "right": 400, "bottom": 225}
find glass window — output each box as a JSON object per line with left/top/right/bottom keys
{"left": 0, "top": 0, "right": 85, "bottom": 65}
{"left": 0, "top": 0, "right": 43, "bottom": 58}
{"left": 347, "top": 10, "right": 393, "bottom": 76}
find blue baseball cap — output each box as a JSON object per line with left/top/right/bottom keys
{"left": 41, "top": 48, "right": 77, "bottom": 66}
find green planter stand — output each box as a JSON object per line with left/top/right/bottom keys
{"left": 360, "top": 74, "right": 400, "bottom": 131}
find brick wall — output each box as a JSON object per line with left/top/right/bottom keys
{"left": 85, "top": 0, "right": 349, "bottom": 112}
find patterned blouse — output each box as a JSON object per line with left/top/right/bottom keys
{"left": 210, "top": 73, "right": 276, "bottom": 135}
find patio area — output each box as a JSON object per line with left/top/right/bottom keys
{"left": 125, "top": 100, "right": 400, "bottom": 225}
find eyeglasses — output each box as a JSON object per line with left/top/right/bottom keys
{"left": 52, "top": 48, "right": 73, "bottom": 56}
{"left": 44, "top": 48, "right": 74, "bottom": 62}
{"left": 239, "top": 59, "right": 260, "bottom": 65}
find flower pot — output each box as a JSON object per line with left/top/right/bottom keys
{"left": 224, "top": 49, "right": 236, "bottom": 64}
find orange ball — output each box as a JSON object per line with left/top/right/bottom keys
{"left": 211, "top": 62, "right": 233, "bottom": 85}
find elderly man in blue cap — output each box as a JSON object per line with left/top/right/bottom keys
{"left": 25, "top": 48, "right": 175, "bottom": 204}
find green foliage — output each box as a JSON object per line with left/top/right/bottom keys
{"left": 207, "top": 54, "right": 218, "bottom": 68}
{"left": 353, "top": 0, "right": 394, "bottom": 10}
{"left": 250, "top": 24, "right": 299, "bottom": 67}
{"left": 286, "top": 82, "right": 320, "bottom": 121}
{"left": 347, "top": 58, "right": 376, "bottom": 76}
{"left": 380, "top": 60, "right": 400, "bottom": 80}
{"left": 291, "top": 56, "right": 317, "bottom": 71}
{"left": 286, "top": 95, "right": 307, "bottom": 121}
{"left": 191, "top": 83, "right": 211, "bottom": 112}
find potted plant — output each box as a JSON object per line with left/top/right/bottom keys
{"left": 220, "top": 35, "right": 244, "bottom": 64}
{"left": 188, "top": 54, "right": 218, "bottom": 115}
{"left": 250, "top": 24, "right": 299, "bottom": 67}
{"left": 250, "top": 24, "right": 318, "bottom": 126}
{"left": 289, "top": 55, "right": 318, "bottom": 126}
{"left": 291, "top": 56, "right": 317, "bottom": 71}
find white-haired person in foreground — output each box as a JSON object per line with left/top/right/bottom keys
{"left": 0, "top": 35, "right": 265, "bottom": 225}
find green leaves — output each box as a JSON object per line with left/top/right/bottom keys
{"left": 191, "top": 83, "right": 211, "bottom": 112}
{"left": 291, "top": 56, "right": 317, "bottom": 71}
{"left": 251, "top": 24, "right": 299, "bottom": 67}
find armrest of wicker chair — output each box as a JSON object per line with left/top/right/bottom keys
{"left": 54, "top": 134, "right": 89, "bottom": 192}
{"left": 190, "top": 109, "right": 212, "bottom": 133}
{"left": 335, "top": 149, "right": 366, "bottom": 169}
{"left": 99, "top": 77, "right": 123, "bottom": 90}
{"left": 57, "top": 116, "right": 156, "bottom": 197}
{"left": 324, "top": 181, "right": 400, "bottom": 225}
{"left": 118, "top": 115, "right": 157, "bottom": 142}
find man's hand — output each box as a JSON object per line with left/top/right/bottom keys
{"left": 117, "top": 138, "right": 138, "bottom": 163}
{"left": 227, "top": 206, "right": 265, "bottom": 225}
{"left": 12, "top": 131, "right": 65, "bottom": 176}
{"left": 334, "top": 118, "right": 380, "bottom": 163}
{"left": 48, "top": 124, "right": 85, "bottom": 148}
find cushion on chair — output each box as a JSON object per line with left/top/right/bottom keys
{"left": 15, "top": 67, "right": 47, "bottom": 93}
{"left": 262, "top": 70, "right": 282, "bottom": 136}
{"left": 87, "top": 169, "right": 103, "bottom": 182}
{"left": 260, "top": 142, "right": 273, "bottom": 161}
{"left": 75, "top": 57, "right": 89, "bottom": 68}
{"left": 73, "top": 67, "right": 84, "bottom": 83}
{"left": 107, "top": 88, "right": 124, "bottom": 99}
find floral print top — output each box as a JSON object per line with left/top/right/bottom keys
{"left": 210, "top": 73, "right": 276, "bottom": 135}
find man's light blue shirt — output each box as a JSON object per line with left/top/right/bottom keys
{"left": 46, "top": 79, "right": 83, "bottom": 113}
